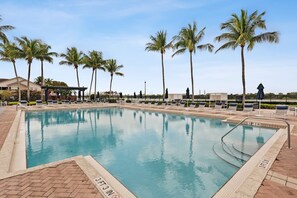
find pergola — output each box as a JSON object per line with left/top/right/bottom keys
{"left": 41, "top": 86, "right": 88, "bottom": 102}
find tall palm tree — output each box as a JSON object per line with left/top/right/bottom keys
{"left": 104, "top": 59, "right": 124, "bottom": 97}
{"left": 36, "top": 43, "right": 58, "bottom": 100}
{"left": 15, "top": 36, "right": 42, "bottom": 101}
{"left": 145, "top": 30, "right": 172, "bottom": 100}
{"left": 83, "top": 50, "right": 106, "bottom": 97}
{"left": 0, "top": 40, "right": 21, "bottom": 100}
{"left": 172, "top": 21, "right": 214, "bottom": 101}
{"left": 59, "top": 47, "right": 84, "bottom": 87}
{"left": 0, "top": 16, "right": 14, "bottom": 43}
{"left": 215, "top": 10, "right": 279, "bottom": 104}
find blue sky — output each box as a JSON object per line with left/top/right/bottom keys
{"left": 0, "top": 0, "right": 296, "bottom": 95}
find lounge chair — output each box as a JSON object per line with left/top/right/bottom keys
{"left": 227, "top": 103, "right": 238, "bottom": 113}
{"left": 185, "top": 103, "right": 196, "bottom": 111}
{"left": 18, "top": 100, "right": 28, "bottom": 109}
{"left": 214, "top": 102, "right": 223, "bottom": 110}
{"left": 195, "top": 102, "right": 206, "bottom": 111}
{"left": 243, "top": 103, "right": 254, "bottom": 114}
{"left": 35, "top": 100, "right": 43, "bottom": 107}
{"left": 274, "top": 105, "right": 288, "bottom": 118}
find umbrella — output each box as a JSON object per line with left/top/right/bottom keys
{"left": 139, "top": 91, "right": 143, "bottom": 98}
{"left": 165, "top": 88, "right": 168, "bottom": 99}
{"left": 256, "top": 83, "right": 264, "bottom": 115}
{"left": 134, "top": 92, "right": 136, "bottom": 98}
{"left": 256, "top": 83, "right": 264, "bottom": 100}
{"left": 119, "top": 92, "right": 122, "bottom": 98}
{"left": 186, "top": 88, "right": 190, "bottom": 99}
{"left": 96, "top": 91, "right": 100, "bottom": 99}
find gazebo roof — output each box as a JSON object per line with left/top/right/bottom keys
{"left": 41, "top": 86, "right": 87, "bottom": 91}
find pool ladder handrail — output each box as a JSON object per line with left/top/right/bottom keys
{"left": 221, "top": 116, "right": 291, "bottom": 149}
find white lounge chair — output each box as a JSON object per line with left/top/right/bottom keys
{"left": 275, "top": 105, "right": 288, "bottom": 118}
{"left": 214, "top": 102, "right": 223, "bottom": 110}
{"left": 243, "top": 103, "right": 254, "bottom": 115}
{"left": 36, "top": 100, "right": 43, "bottom": 106}
{"left": 18, "top": 100, "right": 28, "bottom": 109}
{"left": 227, "top": 103, "right": 238, "bottom": 113}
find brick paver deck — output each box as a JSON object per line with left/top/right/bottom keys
{"left": 0, "top": 161, "right": 103, "bottom": 198}
{"left": 0, "top": 106, "right": 17, "bottom": 149}
{"left": 255, "top": 125, "right": 297, "bottom": 197}
{"left": 255, "top": 179, "right": 297, "bottom": 198}
{"left": 1, "top": 104, "right": 297, "bottom": 197}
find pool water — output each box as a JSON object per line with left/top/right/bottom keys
{"left": 25, "top": 108, "right": 276, "bottom": 197}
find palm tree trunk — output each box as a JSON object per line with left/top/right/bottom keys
{"left": 75, "top": 66, "right": 80, "bottom": 87}
{"left": 41, "top": 60, "right": 44, "bottom": 101}
{"left": 89, "top": 69, "right": 94, "bottom": 97}
{"left": 190, "top": 52, "right": 195, "bottom": 101}
{"left": 94, "top": 69, "right": 97, "bottom": 97}
{"left": 241, "top": 46, "right": 246, "bottom": 104}
{"left": 161, "top": 52, "right": 165, "bottom": 101}
{"left": 27, "top": 62, "right": 31, "bottom": 101}
{"left": 12, "top": 61, "right": 21, "bottom": 101}
{"left": 109, "top": 74, "right": 113, "bottom": 98}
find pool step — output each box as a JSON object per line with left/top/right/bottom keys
{"left": 232, "top": 143, "right": 261, "bottom": 156}
{"left": 222, "top": 143, "right": 250, "bottom": 162}
{"left": 212, "top": 143, "right": 243, "bottom": 168}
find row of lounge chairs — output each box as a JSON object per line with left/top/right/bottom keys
{"left": 129, "top": 100, "right": 294, "bottom": 117}
{"left": 17, "top": 99, "right": 295, "bottom": 117}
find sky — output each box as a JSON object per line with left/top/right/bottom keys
{"left": 0, "top": 0, "right": 296, "bottom": 95}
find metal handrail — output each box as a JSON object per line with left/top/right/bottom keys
{"left": 221, "top": 116, "right": 291, "bottom": 149}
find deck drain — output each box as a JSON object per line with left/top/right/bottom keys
{"left": 94, "top": 177, "right": 121, "bottom": 198}
{"left": 258, "top": 159, "right": 270, "bottom": 169}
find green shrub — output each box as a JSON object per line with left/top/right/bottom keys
{"left": 126, "top": 100, "right": 131, "bottom": 103}
{"left": 108, "top": 99, "right": 117, "bottom": 103}
{"left": 8, "top": 101, "right": 19, "bottom": 106}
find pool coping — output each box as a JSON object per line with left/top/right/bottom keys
{"left": 1, "top": 104, "right": 294, "bottom": 197}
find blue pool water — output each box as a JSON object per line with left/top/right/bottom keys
{"left": 25, "top": 108, "right": 276, "bottom": 197}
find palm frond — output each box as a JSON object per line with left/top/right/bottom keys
{"left": 215, "top": 41, "right": 237, "bottom": 53}
{"left": 197, "top": 43, "right": 214, "bottom": 52}
{"left": 172, "top": 48, "right": 186, "bottom": 57}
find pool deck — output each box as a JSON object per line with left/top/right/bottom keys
{"left": 0, "top": 104, "right": 297, "bottom": 197}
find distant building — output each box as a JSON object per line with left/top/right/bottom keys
{"left": 0, "top": 77, "right": 41, "bottom": 91}
{"left": 168, "top": 93, "right": 183, "bottom": 100}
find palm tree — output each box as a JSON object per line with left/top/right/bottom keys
{"left": 83, "top": 50, "right": 106, "bottom": 98}
{"left": 172, "top": 21, "right": 214, "bottom": 101}
{"left": 215, "top": 10, "right": 279, "bottom": 104}
{"left": 0, "top": 40, "right": 21, "bottom": 100}
{"left": 145, "top": 30, "right": 172, "bottom": 100}
{"left": 36, "top": 43, "right": 58, "bottom": 100}
{"left": 15, "top": 36, "right": 42, "bottom": 101}
{"left": 104, "top": 59, "right": 124, "bottom": 97}
{"left": 0, "top": 16, "right": 14, "bottom": 43}
{"left": 59, "top": 47, "right": 84, "bottom": 87}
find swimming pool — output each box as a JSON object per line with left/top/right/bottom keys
{"left": 25, "top": 108, "right": 276, "bottom": 197}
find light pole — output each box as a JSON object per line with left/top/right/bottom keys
{"left": 144, "top": 81, "right": 146, "bottom": 100}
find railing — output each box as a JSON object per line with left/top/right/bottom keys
{"left": 221, "top": 116, "right": 291, "bottom": 149}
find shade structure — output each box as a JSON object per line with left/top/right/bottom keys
{"left": 256, "top": 83, "right": 264, "bottom": 100}
{"left": 139, "top": 91, "right": 143, "bottom": 98}
{"left": 134, "top": 92, "right": 136, "bottom": 98}
{"left": 165, "top": 88, "right": 168, "bottom": 99}
{"left": 186, "top": 87, "right": 190, "bottom": 99}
